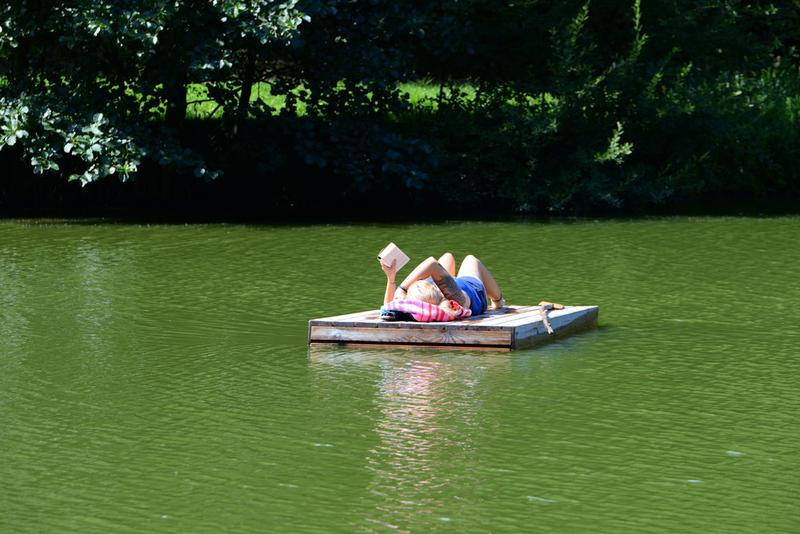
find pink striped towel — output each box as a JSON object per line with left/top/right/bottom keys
{"left": 380, "top": 299, "right": 472, "bottom": 322}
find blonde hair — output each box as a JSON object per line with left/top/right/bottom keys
{"left": 406, "top": 280, "right": 444, "bottom": 305}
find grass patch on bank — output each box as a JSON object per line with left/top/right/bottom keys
{"left": 187, "top": 82, "right": 298, "bottom": 119}
{"left": 397, "top": 81, "right": 477, "bottom": 106}
{"left": 185, "top": 80, "right": 479, "bottom": 119}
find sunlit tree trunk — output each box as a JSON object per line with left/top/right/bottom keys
{"left": 234, "top": 50, "right": 257, "bottom": 136}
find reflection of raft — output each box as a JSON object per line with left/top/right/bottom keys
{"left": 308, "top": 305, "right": 599, "bottom": 351}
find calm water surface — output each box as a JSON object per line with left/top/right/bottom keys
{"left": 1, "top": 218, "right": 798, "bottom": 533}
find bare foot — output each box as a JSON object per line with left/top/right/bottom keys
{"left": 488, "top": 296, "right": 506, "bottom": 310}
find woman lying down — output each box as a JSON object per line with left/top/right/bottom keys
{"left": 380, "top": 253, "right": 506, "bottom": 322}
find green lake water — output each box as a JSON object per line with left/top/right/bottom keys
{"left": 1, "top": 218, "right": 798, "bottom": 533}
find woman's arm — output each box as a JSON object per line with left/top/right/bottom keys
{"left": 381, "top": 259, "right": 399, "bottom": 305}
{"left": 397, "top": 256, "right": 437, "bottom": 290}
{"left": 433, "top": 274, "right": 469, "bottom": 308}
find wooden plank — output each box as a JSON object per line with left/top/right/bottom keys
{"left": 494, "top": 312, "right": 547, "bottom": 328}
{"left": 496, "top": 306, "right": 567, "bottom": 328}
{"left": 310, "top": 309, "right": 379, "bottom": 324}
{"left": 309, "top": 341, "right": 512, "bottom": 352}
{"left": 311, "top": 317, "right": 512, "bottom": 331}
{"left": 310, "top": 325, "right": 511, "bottom": 346}
{"left": 309, "top": 325, "right": 512, "bottom": 347}
{"left": 469, "top": 306, "right": 539, "bottom": 325}
{"left": 489, "top": 305, "right": 595, "bottom": 328}
{"left": 478, "top": 307, "right": 545, "bottom": 326}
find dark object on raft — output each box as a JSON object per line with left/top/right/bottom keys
{"left": 308, "top": 304, "right": 599, "bottom": 351}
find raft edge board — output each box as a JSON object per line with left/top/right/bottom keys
{"left": 308, "top": 341, "right": 513, "bottom": 352}
{"left": 309, "top": 325, "right": 513, "bottom": 346}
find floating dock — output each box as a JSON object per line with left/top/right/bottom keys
{"left": 308, "top": 305, "right": 599, "bottom": 351}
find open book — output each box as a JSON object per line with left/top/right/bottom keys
{"left": 378, "top": 242, "right": 410, "bottom": 271}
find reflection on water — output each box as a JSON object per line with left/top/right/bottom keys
{"left": 1, "top": 219, "right": 799, "bottom": 533}
{"left": 310, "top": 347, "right": 513, "bottom": 530}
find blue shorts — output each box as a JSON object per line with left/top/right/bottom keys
{"left": 456, "top": 276, "right": 488, "bottom": 316}
{"left": 423, "top": 275, "right": 488, "bottom": 316}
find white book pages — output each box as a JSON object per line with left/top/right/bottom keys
{"left": 377, "top": 242, "right": 410, "bottom": 271}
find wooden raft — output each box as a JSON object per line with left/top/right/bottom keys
{"left": 308, "top": 305, "right": 599, "bottom": 351}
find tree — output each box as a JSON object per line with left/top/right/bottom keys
{"left": 0, "top": 0, "right": 304, "bottom": 184}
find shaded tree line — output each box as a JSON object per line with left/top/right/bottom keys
{"left": 1, "top": 0, "right": 799, "bottom": 217}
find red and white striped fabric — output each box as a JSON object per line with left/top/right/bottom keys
{"left": 381, "top": 299, "right": 472, "bottom": 322}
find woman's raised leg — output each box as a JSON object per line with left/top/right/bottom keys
{"left": 438, "top": 252, "right": 456, "bottom": 276}
{"left": 457, "top": 255, "right": 504, "bottom": 306}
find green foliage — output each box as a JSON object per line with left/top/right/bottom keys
{"left": 1, "top": 0, "right": 799, "bottom": 214}
{"left": 594, "top": 122, "right": 633, "bottom": 164}
{"left": 0, "top": 0, "right": 303, "bottom": 184}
